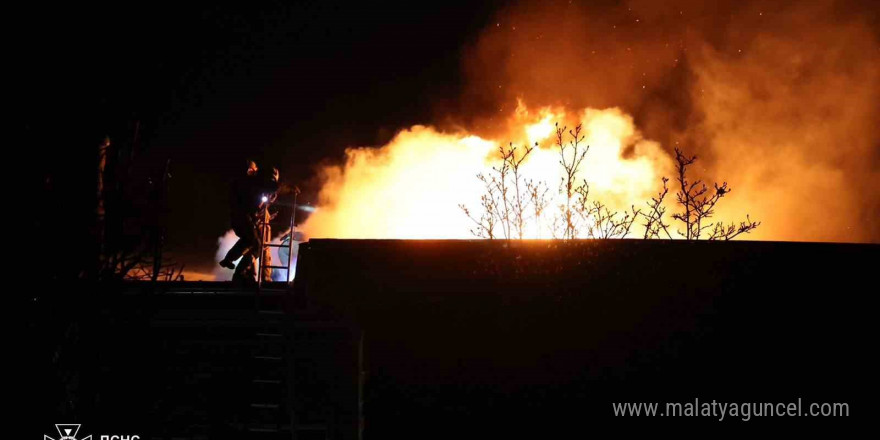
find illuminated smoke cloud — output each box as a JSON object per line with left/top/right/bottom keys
{"left": 458, "top": 0, "right": 879, "bottom": 242}
{"left": 304, "top": 0, "right": 878, "bottom": 242}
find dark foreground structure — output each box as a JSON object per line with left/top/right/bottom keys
{"left": 29, "top": 239, "right": 877, "bottom": 437}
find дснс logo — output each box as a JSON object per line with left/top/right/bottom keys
{"left": 44, "top": 424, "right": 91, "bottom": 440}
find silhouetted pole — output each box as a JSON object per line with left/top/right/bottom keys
{"left": 95, "top": 136, "right": 110, "bottom": 277}
{"left": 287, "top": 191, "right": 297, "bottom": 285}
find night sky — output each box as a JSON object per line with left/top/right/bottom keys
{"left": 22, "top": 1, "right": 503, "bottom": 275}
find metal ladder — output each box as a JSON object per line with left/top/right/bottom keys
{"left": 248, "top": 304, "right": 291, "bottom": 438}
{"left": 248, "top": 192, "right": 301, "bottom": 438}
{"left": 256, "top": 192, "right": 298, "bottom": 289}
{"left": 251, "top": 193, "right": 330, "bottom": 439}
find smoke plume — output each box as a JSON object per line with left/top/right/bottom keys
{"left": 302, "top": 0, "right": 879, "bottom": 242}
{"left": 459, "top": 0, "right": 880, "bottom": 242}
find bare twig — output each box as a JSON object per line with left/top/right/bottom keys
{"left": 671, "top": 148, "right": 759, "bottom": 240}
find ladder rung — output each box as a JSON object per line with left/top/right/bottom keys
{"left": 263, "top": 243, "right": 290, "bottom": 248}
{"left": 253, "top": 379, "right": 282, "bottom": 384}
{"left": 248, "top": 427, "right": 279, "bottom": 433}
{"left": 264, "top": 265, "right": 289, "bottom": 269}
{"left": 296, "top": 424, "right": 328, "bottom": 431}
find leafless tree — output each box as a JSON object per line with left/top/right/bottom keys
{"left": 709, "top": 215, "right": 761, "bottom": 240}
{"left": 502, "top": 142, "right": 536, "bottom": 239}
{"left": 556, "top": 123, "right": 588, "bottom": 239}
{"left": 670, "top": 148, "right": 760, "bottom": 240}
{"left": 642, "top": 177, "right": 673, "bottom": 239}
{"left": 492, "top": 147, "right": 513, "bottom": 239}
{"left": 526, "top": 178, "right": 550, "bottom": 237}
{"left": 460, "top": 173, "right": 502, "bottom": 239}
{"left": 570, "top": 179, "right": 640, "bottom": 239}
{"left": 587, "top": 201, "right": 641, "bottom": 239}
{"left": 462, "top": 131, "right": 760, "bottom": 241}
{"left": 462, "top": 141, "right": 544, "bottom": 239}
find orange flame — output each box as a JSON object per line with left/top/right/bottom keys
{"left": 301, "top": 103, "right": 674, "bottom": 239}
{"left": 302, "top": 0, "right": 879, "bottom": 243}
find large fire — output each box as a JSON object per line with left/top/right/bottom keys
{"left": 301, "top": 103, "right": 674, "bottom": 239}
{"left": 300, "top": 0, "right": 879, "bottom": 243}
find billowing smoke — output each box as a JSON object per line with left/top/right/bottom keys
{"left": 458, "top": 0, "right": 879, "bottom": 242}
{"left": 301, "top": 0, "right": 878, "bottom": 242}
{"left": 213, "top": 229, "right": 298, "bottom": 281}
{"left": 213, "top": 230, "right": 239, "bottom": 281}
